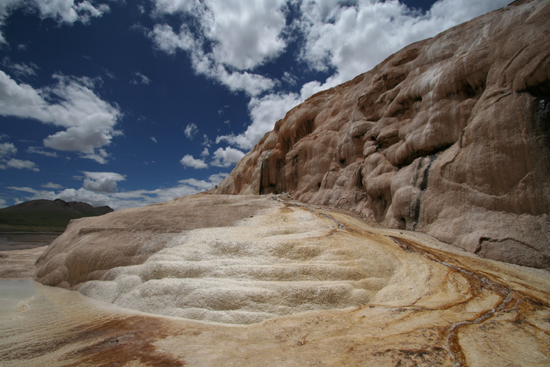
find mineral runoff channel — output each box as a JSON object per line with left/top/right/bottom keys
{"left": 1, "top": 195, "right": 550, "bottom": 366}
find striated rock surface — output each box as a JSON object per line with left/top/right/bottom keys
{"left": 14, "top": 192, "right": 550, "bottom": 365}
{"left": 217, "top": 0, "right": 550, "bottom": 268}
{"left": 34, "top": 194, "right": 278, "bottom": 290}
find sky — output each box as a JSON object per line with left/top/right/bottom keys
{"left": 0, "top": 0, "right": 511, "bottom": 210}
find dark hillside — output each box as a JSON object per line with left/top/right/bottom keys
{"left": 0, "top": 199, "right": 113, "bottom": 231}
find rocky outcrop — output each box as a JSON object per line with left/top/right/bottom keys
{"left": 217, "top": 0, "right": 550, "bottom": 268}
{"left": 34, "top": 194, "right": 278, "bottom": 289}
{"left": 17, "top": 193, "right": 550, "bottom": 365}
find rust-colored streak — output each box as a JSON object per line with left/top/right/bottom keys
{"left": 64, "top": 316, "right": 186, "bottom": 367}
{"left": 389, "top": 235, "right": 550, "bottom": 367}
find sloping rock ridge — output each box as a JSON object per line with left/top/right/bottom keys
{"left": 217, "top": 0, "right": 550, "bottom": 268}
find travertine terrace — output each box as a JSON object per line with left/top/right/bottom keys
{"left": 1, "top": 193, "right": 548, "bottom": 366}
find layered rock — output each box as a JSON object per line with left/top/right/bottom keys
{"left": 16, "top": 193, "right": 550, "bottom": 365}
{"left": 217, "top": 0, "right": 550, "bottom": 268}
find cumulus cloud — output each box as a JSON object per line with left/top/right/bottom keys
{"left": 147, "top": 0, "right": 285, "bottom": 96}
{"left": 179, "top": 172, "right": 228, "bottom": 191}
{"left": 152, "top": 0, "right": 288, "bottom": 70}
{"left": 184, "top": 123, "right": 198, "bottom": 140}
{"left": 0, "top": 71, "right": 122, "bottom": 163}
{"left": 180, "top": 154, "right": 208, "bottom": 169}
{"left": 82, "top": 171, "right": 126, "bottom": 193}
{"left": 202, "top": 134, "right": 212, "bottom": 147}
{"left": 2, "top": 58, "right": 38, "bottom": 78}
{"left": 131, "top": 72, "right": 151, "bottom": 85}
{"left": 211, "top": 147, "right": 245, "bottom": 167}
{"left": 4, "top": 158, "right": 39, "bottom": 171}
{"left": 296, "top": 0, "right": 510, "bottom": 89}
{"left": 0, "top": 141, "right": 17, "bottom": 158}
{"left": 217, "top": 92, "right": 303, "bottom": 150}
{"left": 8, "top": 172, "right": 229, "bottom": 210}
{"left": 0, "top": 141, "right": 39, "bottom": 171}
{"left": 34, "top": 0, "right": 110, "bottom": 24}
{"left": 0, "top": 0, "right": 110, "bottom": 44}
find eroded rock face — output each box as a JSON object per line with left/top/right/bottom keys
{"left": 217, "top": 0, "right": 550, "bottom": 268}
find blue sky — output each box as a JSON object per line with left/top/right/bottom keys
{"left": 0, "top": 0, "right": 510, "bottom": 209}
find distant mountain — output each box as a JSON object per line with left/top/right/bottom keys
{"left": 0, "top": 199, "right": 113, "bottom": 232}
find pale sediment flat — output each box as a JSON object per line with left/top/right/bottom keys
{"left": 0, "top": 246, "right": 49, "bottom": 278}
{"left": 0, "top": 233, "right": 59, "bottom": 251}
{"left": 2, "top": 195, "right": 550, "bottom": 366}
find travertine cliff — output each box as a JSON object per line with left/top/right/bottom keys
{"left": 217, "top": 0, "right": 550, "bottom": 268}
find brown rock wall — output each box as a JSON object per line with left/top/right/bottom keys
{"left": 217, "top": 0, "right": 550, "bottom": 267}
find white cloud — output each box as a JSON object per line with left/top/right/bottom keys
{"left": 42, "top": 182, "right": 64, "bottom": 189}
{"left": 8, "top": 172, "right": 229, "bottom": 210}
{"left": 0, "top": 141, "right": 16, "bottom": 158}
{"left": 211, "top": 146, "right": 245, "bottom": 167}
{"left": 282, "top": 71, "right": 297, "bottom": 86}
{"left": 27, "top": 146, "right": 59, "bottom": 157}
{"left": 151, "top": 136, "right": 158, "bottom": 143}
{"left": 152, "top": 0, "right": 288, "bottom": 70}
{"left": 34, "top": 0, "right": 110, "bottom": 25}
{"left": 0, "top": 0, "right": 26, "bottom": 44}
{"left": 148, "top": 23, "right": 195, "bottom": 55}
{"left": 2, "top": 58, "right": 38, "bottom": 78}
{"left": 147, "top": 1, "right": 282, "bottom": 96}
{"left": 184, "top": 123, "right": 198, "bottom": 140}
{"left": 0, "top": 0, "right": 110, "bottom": 44}
{"left": 430, "top": 0, "right": 510, "bottom": 26}
{"left": 180, "top": 154, "right": 208, "bottom": 169}
{"left": 82, "top": 171, "right": 126, "bottom": 193}
{"left": 217, "top": 92, "right": 302, "bottom": 150}
{"left": 202, "top": 134, "right": 211, "bottom": 147}
{"left": 0, "top": 71, "right": 122, "bottom": 163}
{"left": 0, "top": 141, "right": 40, "bottom": 172}
{"left": 5, "top": 158, "right": 39, "bottom": 171}
{"left": 200, "top": 147, "right": 209, "bottom": 157}
{"left": 296, "top": 0, "right": 510, "bottom": 87}
{"left": 179, "top": 172, "right": 227, "bottom": 191}
{"left": 131, "top": 72, "right": 151, "bottom": 85}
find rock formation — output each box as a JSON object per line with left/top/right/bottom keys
{"left": 217, "top": 0, "right": 550, "bottom": 268}
{"left": 17, "top": 192, "right": 550, "bottom": 365}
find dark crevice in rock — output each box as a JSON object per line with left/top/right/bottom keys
{"left": 409, "top": 155, "right": 437, "bottom": 230}
{"left": 397, "top": 143, "right": 452, "bottom": 168}
{"left": 295, "top": 119, "right": 315, "bottom": 145}
{"left": 259, "top": 150, "right": 272, "bottom": 195}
